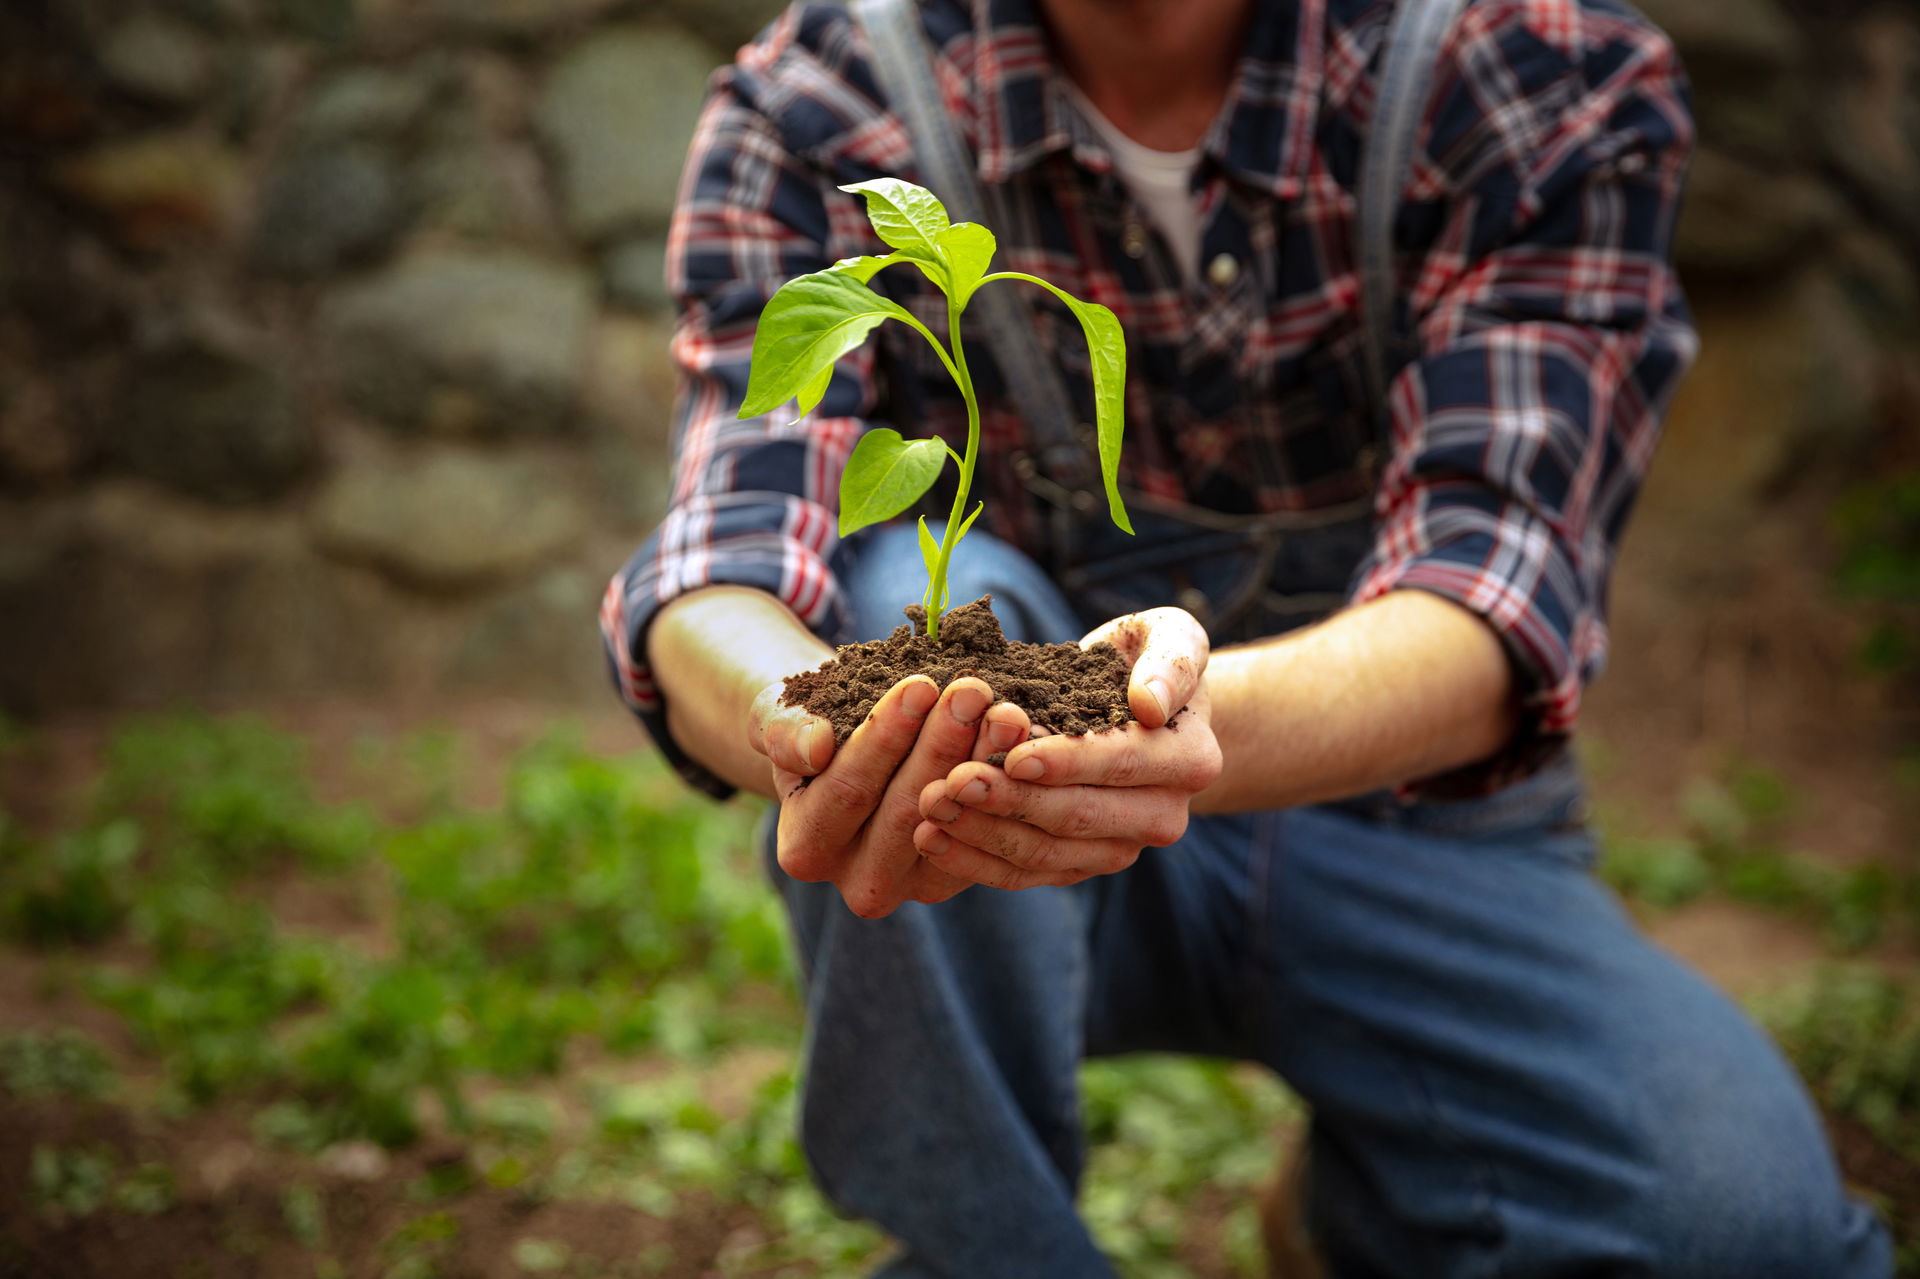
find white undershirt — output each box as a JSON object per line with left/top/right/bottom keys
{"left": 1061, "top": 80, "right": 1204, "bottom": 283}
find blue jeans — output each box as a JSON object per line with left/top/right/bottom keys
{"left": 766, "top": 524, "right": 1893, "bottom": 1278}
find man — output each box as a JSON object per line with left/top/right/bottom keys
{"left": 602, "top": 0, "right": 1894, "bottom": 1274}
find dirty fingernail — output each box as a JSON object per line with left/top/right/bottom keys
{"left": 930, "top": 798, "right": 962, "bottom": 823}
{"left": 903, "top": 681, "right": 938, "bottom": 718}
{"left": 951, "top": 684, "right": 990, "bottom": 725}
{"left": 796, "top": 721, "right": 818, "bottom": 769}
{"left": 917, "top": 827, "right": 950, "bottom": 856}
{"left": 1145, "top": 678, "right": 1173, "bottom": 721}
{"left": 1008, "top": 756, "right": 1045, "bottom": 782}
{"left": 987, "top": 718, "right": 1023, "bottom": 751}
{"left": 956, "top": 779, "right": 988, "bottom": 804}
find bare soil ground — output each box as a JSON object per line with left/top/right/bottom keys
{"left": 2, "top": 490, "right": 1913, "bottom": 1277}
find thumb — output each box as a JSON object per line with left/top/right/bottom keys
{"left": 1080, "top": 606, "right": 1210, "bottom": 729}
{"left": 747, "top": 681, "right": 836, "bottom": 776}
{"left": 745, "top": 680, "right": 785, "bottom": 758}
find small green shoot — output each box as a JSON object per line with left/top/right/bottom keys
{"left": 738, "top": 177, "right": 1132, "bottom": 640}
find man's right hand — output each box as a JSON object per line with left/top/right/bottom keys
{"left": 747, "top": 675, "right": 1031, "bottom": 918}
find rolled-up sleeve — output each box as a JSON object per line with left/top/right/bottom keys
{"left": 600, "top": 13, "right": 883, "bottom": 798}
{"left": 1349, "top": 7, "right": 1698, "bottom": 792}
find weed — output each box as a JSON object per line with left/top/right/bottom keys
{"left": 0, "top": 1029, "right": 115, "bottom": 1099}
{"left": 2, "top": 820, "right": 140, "bottom": 947}
{"left": 1600, "top": 836, "right": 1711, "bottom": 911}
{"left": 1756, "top": 967, "right": 1920, "bottom": 1160}
{"left": 96, "top": 714, "right": 374, "bottom": 875}
{"left": 29, "top": 1144, "right": 116, "bottom": 1222}
{"left": 114, "top": 1163, "right": 176, "bottom": 1215}
{"left": 283, "top": 1182, "right": 327, "bottom": 1248}
{"left": 1601, "top": 761, "right": 1918, "bottom": 952}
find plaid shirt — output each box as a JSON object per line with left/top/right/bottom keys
{"left": 602, "top": 0, "right": 1696, "bottom": 799}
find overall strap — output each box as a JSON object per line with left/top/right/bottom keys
{"left": 851, "top": 0, "right": 1096, "bottom": 493}
{"left": 1357, "top": 0, "right": 1471, "bottom": 414}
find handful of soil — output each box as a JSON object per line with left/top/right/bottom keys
{"left": 779, "top": 596, "right": 1135, "bottom": 748}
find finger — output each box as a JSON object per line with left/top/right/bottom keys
{"left": 972, "top": 701, "right": 1031, "bottom": 764}
{"left": 766, "top": 705, "right": 835, "bottom": 777}
{"left": 1001, "top": 715, "right": 1222, "bottom": 791}
{"left": 912, "top": 822, "right": 1087, "bottom": 891}
{"left": 906, "top": 857, "right": 972, "bottom": 905}
{"left": 746, "top": 681, "right": 783, "bottom": 758}
{"left": 934, "top": 764, "right": 1190, "bottom": 846}
{"left": 921, "top": 801, "right": 1142, "bottom": 875}
{"left": 788, "top": 677, "right": 938, "bottom": 855}
{"left": 748, "top": 682, "right": 835, "bottom": 776}
{"left": 1081, "top": 607, "right": 1210, "bottom": 729}
{"left": 876, "top": 677, "right": 994, "bottom": 824}
{"left": 846, "top": 677, "right": 996, "bottom": 914}
{"left": 771, "top": 774, "right": 832, "bottom": 880}
{"left": 907, "top": 677, "right": 996, "bottom": 773}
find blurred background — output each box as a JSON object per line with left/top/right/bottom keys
{"left": 0, "top": 0, "right": 1915, "bottom": 1275}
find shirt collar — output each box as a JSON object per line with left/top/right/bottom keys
{"left": 962, "top": 0, "right": 1323, "bottom": 199}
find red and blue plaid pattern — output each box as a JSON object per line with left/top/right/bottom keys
{"left": 602, "top": 0, "right": 1697, "bottom": 798}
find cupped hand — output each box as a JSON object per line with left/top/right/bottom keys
{"left": 911, "top": 607, "right": 1221, "bottom": 890}
{"left": 747, "top": 674, "right": 1031, "bottom": 917}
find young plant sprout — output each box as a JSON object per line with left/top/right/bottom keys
{"left": 737, "top": 178, "right": 1131, "bottom": 641}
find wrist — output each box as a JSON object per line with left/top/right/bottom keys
{"left": 649, "top": 586, "right": 836, "bottom": 795}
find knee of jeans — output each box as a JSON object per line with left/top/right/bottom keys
{"left": 1608, "top": 1120, "right": 1888, "bottom": 1278}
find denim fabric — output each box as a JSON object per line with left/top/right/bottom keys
{"left": 768, "top": 523, "right": 1894, "bottom": 1279}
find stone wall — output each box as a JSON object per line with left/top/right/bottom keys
{"left": 1, "top": 0, "right": 1916, "bottom": 715}
{"left": 0, "top": 0, "right": 784, "bottom": 710}
{"left": 1637, "top": 0, "right": 1920, "bottom": 535}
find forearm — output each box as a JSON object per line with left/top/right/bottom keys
{"left": 645, "top": 586, "right": 835, "bottom": 798}
{"left": 1196, "top": 590, "right": 1519, "bottom": 813}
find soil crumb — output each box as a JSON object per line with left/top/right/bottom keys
{"left": 781, "top": 597, "right": 1135, "bottom": 745}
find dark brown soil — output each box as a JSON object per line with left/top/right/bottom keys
{"left": 780, "top": 597, "right": 1135, "bottom": 746}
{"left": 1826, "top": 1114, "right": 1920, "bottom": 1243}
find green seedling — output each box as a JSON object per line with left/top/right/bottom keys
{"left": 737, "top": 178, "right": 1132, "bottom": 640}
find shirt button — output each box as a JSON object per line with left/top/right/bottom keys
{"left": 1206, "top": 252, "right": 1239, "bottom": 288}
{"left": 1121, "top": 222, "right": 1150, "bottom": 259}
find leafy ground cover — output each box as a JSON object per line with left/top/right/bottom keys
{"left": 0, "top": 712, "right": 1912, "bottom": 1277}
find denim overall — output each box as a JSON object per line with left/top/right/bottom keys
{"left": 748, "top": 2, "right": 1895, "bottom": 1275}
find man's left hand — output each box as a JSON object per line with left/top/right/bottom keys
{"left": 912, "top": 608, "right": 1222, "bottom": 889}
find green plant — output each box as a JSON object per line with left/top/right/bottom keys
{"left": 1757, "top": 967, "right": 1920, "bottom": 1159}
{"left": 0, "top": 1029, "right": 116, "bottom": 1099}
{"left": 2, "top": 821, "right": 140, "bottom": 947}
{"left": 29, "top": 1144, "right": 117, "bottom": 1222}
{"left": 737, "top": 177, "right": 1131, "bottom": 639}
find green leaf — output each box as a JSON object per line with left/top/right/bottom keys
{"left": 738, "top": 272, "right": 914, "bottom": 419}
{"left": 1057, "top": 296, "right": 1131, "bottom": 533}
{"left": 916, "top": 516, "right": 940, "bottom": 581}
{"left": 794, "top": 364, "right": 833, "bottom": 417}
{"left": 917, "top": 516, "right": 942, "bottom": 616}
{"left": 840, "top": 179, "right": 951, "bottom": 263}
{"left": 1012, "top": 281, "right": 1132, "bottom": 534}
{"left": 936, "top": 224, "right": 996, "bottom": 300}
{"left": 952, "top": 500, "right": 984, "bottom": 545}
{"left": 824, "top": 252, "right": 908, "bottom": 285}
{"left": 838, "top": 429, "right": 946, "bottom": 537}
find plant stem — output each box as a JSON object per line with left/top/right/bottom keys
{"left": 927, "top": 294, "right": 982, "bottom": 643}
